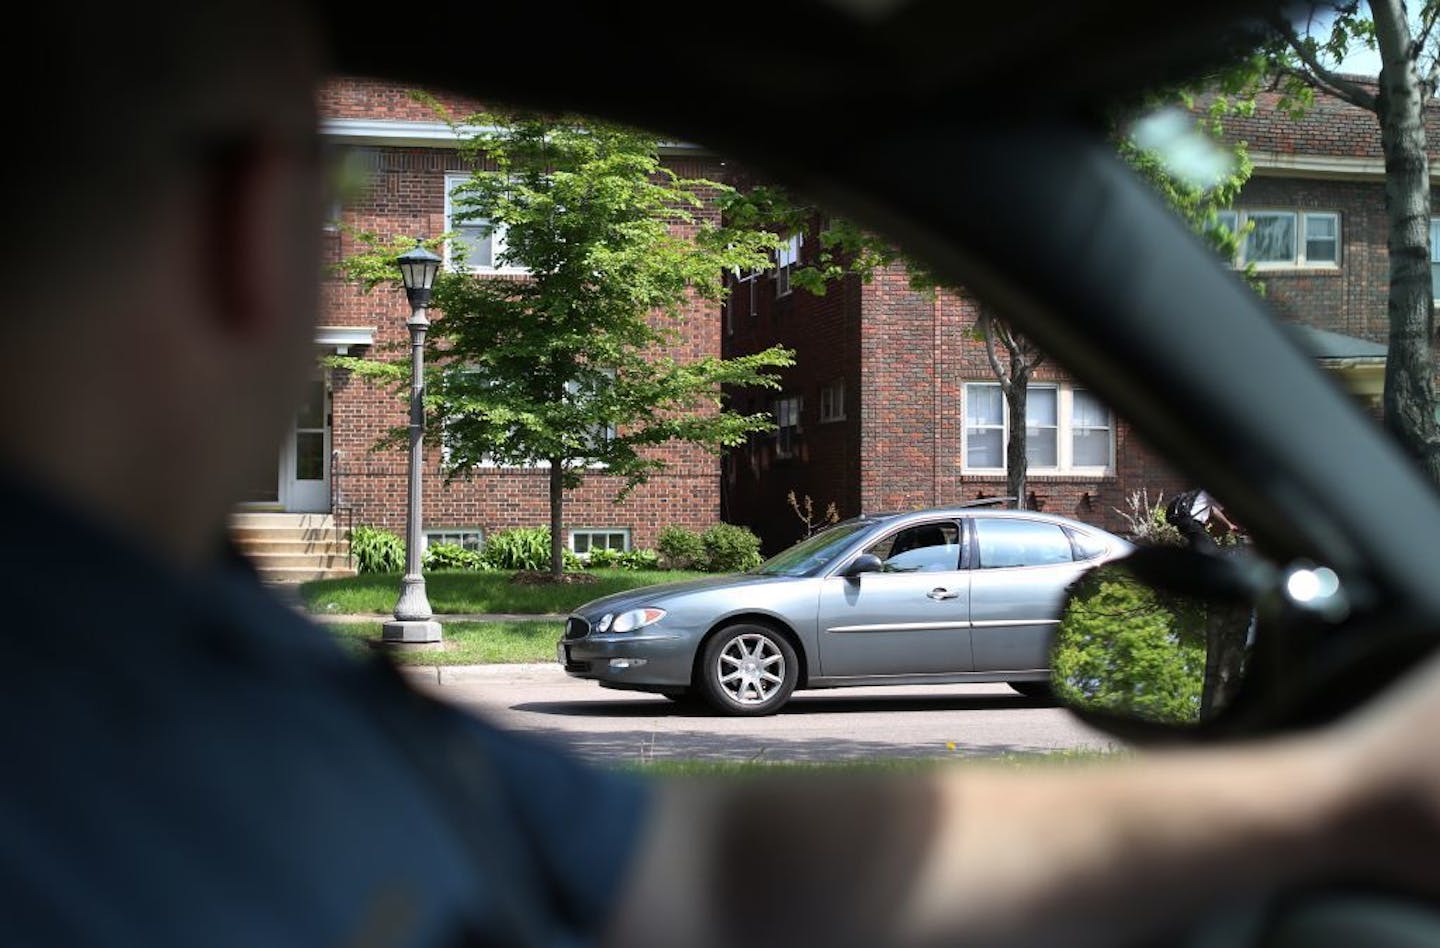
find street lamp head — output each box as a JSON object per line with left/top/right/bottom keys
{"left": 396, "top": 241, "right": 442, "bottom": 309}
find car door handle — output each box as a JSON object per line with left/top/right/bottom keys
{"left": 927, "top": 588, "right": 960, "bottom": 601}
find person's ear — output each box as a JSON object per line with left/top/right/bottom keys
{"left": 200, "top": 136, "right": 313, "bottom": 342}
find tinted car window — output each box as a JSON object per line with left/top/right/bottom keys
{"left": 867, "top": 521, "right": 961, "bottom": 572}
{"left": 756, "top": 520, "right": 874, "bottom": 577}
{"left": 973, "top": 519, "right": 1073, "bottom": 568}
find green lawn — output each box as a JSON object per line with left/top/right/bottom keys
{"left": 617, "top": 750, "right": 1125, "bottom": 778}
{"left": 330, "top": 620, "right": 564, "bottom": 664}
{"left": 301, "top": 569, "right": 708, "bottom": 616}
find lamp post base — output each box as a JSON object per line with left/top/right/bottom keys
{"left": 382, "top": 619, "right": 443, "bottom": 644}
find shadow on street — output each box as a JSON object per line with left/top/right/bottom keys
{"left": 513, "top": 691, "right": 1058, "bottom": 718}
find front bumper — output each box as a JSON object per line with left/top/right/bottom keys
{"left": 557, "top": 620, "right": 697, "bottom": 689}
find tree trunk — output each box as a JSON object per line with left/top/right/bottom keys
{"left": 1005, "top": 377, "right": 1030, "bottom": 509}
{"left": 1373, "top": 0, "right": 1440, "bottom": 484}
{"left": 549, "top": 460, "right": 565, "bottom": 578}
{"left": 1200, "top": 601, "right": 1252, "bottom": 719}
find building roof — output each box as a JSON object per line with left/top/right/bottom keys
{"left": 1283, "top": 323, "right": 1387, "bottom": 362}
{"left": 1209, "top": 79, "right": 1440, "bottom": 165}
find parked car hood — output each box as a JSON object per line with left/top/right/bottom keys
{"left": 574, "top": 573, "right": 798, "bottom": 618}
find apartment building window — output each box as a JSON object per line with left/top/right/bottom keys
{"left": 819, "top": 380, "right": 846, "bottom": 422}
{"left": 444, "top": 173, "right": 526, "bottom": 273}
{"left": 571, "top": 529, "right": 630, "bottom": 555}
{"left": 1430, "top": 218, "right": 1440, "bottom": 297}
{"left": 775, "top": 234, "right": 802, "bottom": 297}
{"left": 774, "top": 395, "right": 802, "bottom": 459}
{"left": 726, "top": 268, "right": 760, "bottom": 335}
{"left": 424, "top": 529, "right": 484, "bottom": 552}
{"left": 1216, "top": 209, "right": 1340, "bottom": 267}
{"left": 963, "top": 382, "right": 1113, "bottom": 473}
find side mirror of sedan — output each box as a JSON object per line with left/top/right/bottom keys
{"left": 841, "top": 554, "right": 883, "bottom": 578}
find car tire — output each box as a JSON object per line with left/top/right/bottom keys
{"left": 698, "top": 623, "right": 799, "bottom": 716}
{"left": 1009, "top": 681, "right": 1053, "bottom": 699}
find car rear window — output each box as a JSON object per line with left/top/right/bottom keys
{"left": 973, "top": 519, "right": 1074, "bottom": 568}
{"left": 1067, "top": 529, "right": 1111, "bottom": 560}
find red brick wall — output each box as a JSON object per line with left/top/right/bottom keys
{"left": 722, "top": 253, "right": 864, "bottom": 553}
{"left": 854, "top": 268, "right": 1186, "bottom": 535}
{"left": 1236, "top": 176, "right": 1440, "bottom": 346}
{"left": 319, "top": 85, "right": 725, "bottom": 551}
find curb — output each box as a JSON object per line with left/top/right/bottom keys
{"left": 396, "top": 663, "right": 565, "bottom": 686}
{"left": 308, "top": 613, "right": 568, "bottom": 624}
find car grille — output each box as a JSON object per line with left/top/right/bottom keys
{"left": 564, "top": 616, "right": 590, "bottom": 640}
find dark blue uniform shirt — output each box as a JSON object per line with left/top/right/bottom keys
{"left": 0, "top": 474, "right": 647, "bottom": 946}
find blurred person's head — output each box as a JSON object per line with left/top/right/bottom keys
{"left": 0, "top": 3, "right": 325, "bottom": 564}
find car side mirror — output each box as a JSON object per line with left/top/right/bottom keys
{"left": 841, "top": 553, "right": 883, "bottom": 578}
{"left": 1051, "top": 546, "right": 1275, "bottom": 730}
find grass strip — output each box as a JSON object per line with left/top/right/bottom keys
{"left": 302, "top": 569, "right": 708, "bottom": 616}
{"left": 613, "top": 750, "right": 1125, "bottom": 778}
{"left": 330, "top": 620, "right": 563, "bottom": 665}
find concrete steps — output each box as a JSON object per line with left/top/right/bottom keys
{"left": 229, "top": 512, "right": 355, "bottom": 583}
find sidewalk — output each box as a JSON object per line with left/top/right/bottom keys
{"left": 307, "top": 611, "right": 567, "bottom": 623}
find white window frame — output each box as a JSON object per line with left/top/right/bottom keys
{"left": 1430, "top": 218, "right": 1440, "bottom": 308}
{"left": 962, "top": 382, "right": 1114, "bottom": 476}
{"left": 569, "top": 528, "right": 631, "bottom": 556}
{"left": 443, "top": 172, "right": 528, "bottom": 274}
{"left": 819, "top": 380, "right": 846, "bottom": 423}
{"left": 1217, "top": 209, "right": 1341, "bottom": 269}
{"left": 774, "top": 395, "right": 802, "bottom": 459}
{"left": 423, "top": 528, "right": 484, "bottom": 552}
{"left": 775, "top": 233, "right": 802, "bottom": 298}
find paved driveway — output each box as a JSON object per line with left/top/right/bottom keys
{"left": 402, "top": 664, "right": 1121, "bottom": 764}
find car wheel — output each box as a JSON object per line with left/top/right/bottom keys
{"left": 698, "top": 624, "right": 799, "bottom": 716}
{"left": 1009, "top": 681, "right": 1052, "bottom": 699}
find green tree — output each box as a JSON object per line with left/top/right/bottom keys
{"left": 340, "top": 104, "right": 793, "bottom": 577}
{"left": 968, "top": 77, "right": 1261, "bottom": 511}
{"left": 1257, "top": 0, "right": 1440, "bottom": 482}
{"left": 1052, "top": 566, "right": 1209, "bottom": 725}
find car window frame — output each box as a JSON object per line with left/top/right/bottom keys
{"left": 965, "top": 515, "right": 1078, "bottom": 571}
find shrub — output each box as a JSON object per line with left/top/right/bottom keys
{"left": 657, "top": 525, "right": 706, "bottom": 570}
{"left": 617, "top": 548, "right": 661, "bottom": 571}
{"left": 584, "top": 548, "right": 623, "bottom": 569}
{"left": 700, "top": 523, "right": 763, "bottom": 573}
{"left": 1051, "top": 565, "right": 1206, "bottom": 725}
{"left": 350, "top": 525, "right": 405, "bottom": 575}
{"left": 422, "top": 542, "right": 483, "bottom": 572}
{"left": 1113, "top": 489, "right": 1182, "bottom": 546}
{"left": 480, "top": 527, "right": 580, "bottom": 572}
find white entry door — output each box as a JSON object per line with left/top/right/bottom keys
{"left": 281, "top": 373, "right": 331, "bottom": 512}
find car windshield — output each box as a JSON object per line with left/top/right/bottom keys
{"left": 754, "top": 520, "right": 875, "bottom": 577}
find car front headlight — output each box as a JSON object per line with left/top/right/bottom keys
{"left": 596, "top": 613, "right": 614, "bottom": 633}
{"left": 610, "top": 607, "right": 667, "bottom": 633}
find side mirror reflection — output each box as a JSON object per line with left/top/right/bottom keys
{"left": 1052, "top": 552, "right": 1258, "bottom": 726}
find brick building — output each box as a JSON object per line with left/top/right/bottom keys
{"left": 723, "top": 82, "right": 1440, "bottom": 553}
{"left": 237, "top": 77, "right": 1437, "bottom": 574}
{"left": 235, "top": 78, "right": 730, "bottom": 578}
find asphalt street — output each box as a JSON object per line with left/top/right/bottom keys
{"left": 401, "top": 664, "right": 1121, "bottom": 764}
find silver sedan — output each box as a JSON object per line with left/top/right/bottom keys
{"left": 558, "top": 507, "right": 1131, "bottom": 715}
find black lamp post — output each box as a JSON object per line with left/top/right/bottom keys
{"left": 383, "top": 242, "right": 443, "bottom": 644}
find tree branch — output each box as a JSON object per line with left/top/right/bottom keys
{"left": 1271, "top": 16, "right": 1379, "bottom": 111}
{"left": 1414, "top": 5, "right": 1438, "bottom": 66}
{"left": 979, "top": 313, "right": 1012, "bottom": 396}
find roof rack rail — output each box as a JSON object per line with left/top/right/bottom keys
{"left": 958, "top": 496, "right": 1017, "bottom": 509}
